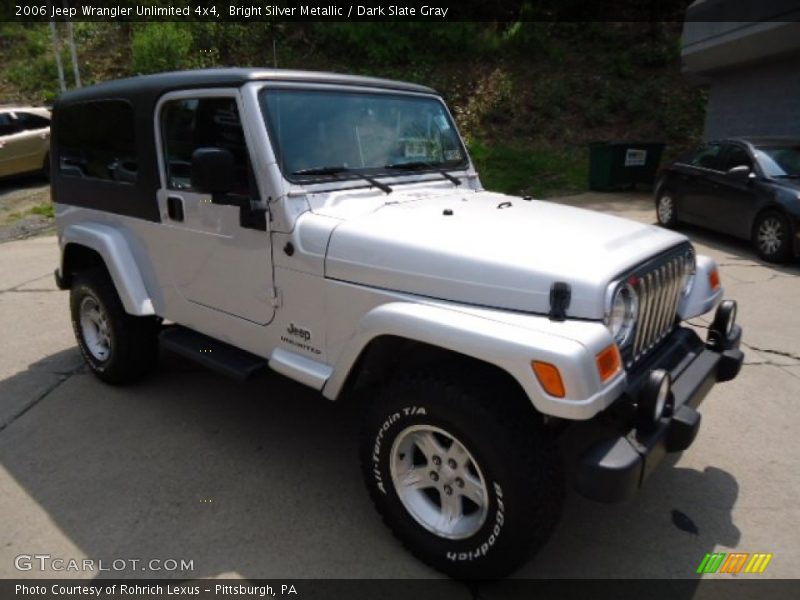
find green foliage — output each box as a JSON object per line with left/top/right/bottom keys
{"left": 2, "top": 24, "right": 62, "bottom": 103}
{"left": 131, "top": 23, "right": 193, "bottom": 74}
{"left": 188, "top": 22, "right": 278, "bottom": 66}
{"left": 0, "top": 21, "right": 705, "bottom": 196}
{"left": 454, "top": 69, "right": 515, "bottom": 142}
{"left": 469, "top": 140, "right": 587, "bottom": 197}
{"left": 316, "top": 23, "right": 483, "bottom": 66}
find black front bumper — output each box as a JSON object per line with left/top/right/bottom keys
{"left": 570, "top": 322, "right": 743, "bottom": 503}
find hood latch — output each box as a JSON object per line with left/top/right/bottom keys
{"left": 549, "top": 282, "right": 571, "bottom": 321}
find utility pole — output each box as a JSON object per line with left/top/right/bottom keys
{"left": 48, "top": 6, "right": 67, "bottom": 93}
{"left": 64, "top": 0, "right": 81, "bottom": 87}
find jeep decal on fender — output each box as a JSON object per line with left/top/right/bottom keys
{"left": 280, "top": 323, "right": 321, "bottom": 355}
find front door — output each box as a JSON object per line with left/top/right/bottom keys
{"left": 705, "top": 143, "right": 760, "bottom": 237}
{"left": 678, "top": 142, "right": 724, "bottom": 225}
{"left": 155, "top": 90, "right": 275, "bottom": 325}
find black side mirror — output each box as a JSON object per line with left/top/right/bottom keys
{"left": 190, "top": 147, "right": 235, "bottom": 194}
{"left": 727, "top": 164, "right": 752, "bottom": 180}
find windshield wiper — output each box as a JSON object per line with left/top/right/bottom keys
{"left": 384, "top": 161, "right": 462, "bottom": 186}
{"left": 290, "top": 165, "right": 392, "bottom": 194}
{"left": 775, "top": 174, "right": 800, "bottom": 179}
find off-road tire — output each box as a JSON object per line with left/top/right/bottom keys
{"left": 70, "top": 268, "right": 159, "bottom": 384}
{"left": 753, "top": 210, "right": 791, "bottom": 263}
{"left": 359, "top": 366, "right": 564, "bottom": 579}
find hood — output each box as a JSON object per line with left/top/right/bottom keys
{"left": 768, "top": 177, "right": 800, "bottom": 193}
{"left": 321, "top": 189, "right": 688, "bottom": 319}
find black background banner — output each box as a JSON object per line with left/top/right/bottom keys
{"left": 3, "top": 579, "right": 800, "bottom": 600}
{"left": 3, "top": 0, "right": 800, "bottom": 23}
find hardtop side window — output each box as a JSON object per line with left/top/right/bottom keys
{"left": 160, "top": 97, "right": 254, "bottom": 196}
{"left": 690, "top": 143, "right": 722, "bottom": 170}
{"left": 57, "top": 100, "right": 137, "bottom": 183}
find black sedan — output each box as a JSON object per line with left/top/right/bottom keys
{"left": 655, "top": 137, "right": 800, "bottom": 262}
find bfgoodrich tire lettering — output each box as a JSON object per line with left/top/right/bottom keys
{"left": 69, "top": 268, "right": 160, "bottom": 384}
{"left": 360, "top": 366, "right": 564, "bottom": 579}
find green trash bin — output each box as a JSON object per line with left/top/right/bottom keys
{"left": 588, "top": 141, "right": 666, "bottom": 191}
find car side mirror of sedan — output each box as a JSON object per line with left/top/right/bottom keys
{"left": 727, "top": 164, "right": 755, "bottom": 181}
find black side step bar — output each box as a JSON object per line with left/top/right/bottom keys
{"left": 160, "top": 326, "right": 268, "bottom": 381}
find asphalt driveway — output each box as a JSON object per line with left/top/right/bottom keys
{"left": 0, "top": 192, "right": 798, "bottom": 583}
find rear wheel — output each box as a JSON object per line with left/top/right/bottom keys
{"left": 656, "top": 190, "right": 678, "bottom": 228}
{"left": 360, "top": 366, "right": 564, "bottom": 579}
{"left": 70, "top": 268, "right": 160, "bottom": 384}
{"left": 753, "top": 210, "right": 791, "bottom": 263}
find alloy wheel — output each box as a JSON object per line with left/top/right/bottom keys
{"left": 657, "top": 195, "right": 673, "bottom": 224}
{"left": 757, "top": 217, "right": 784, "bottom": 257}
{"left": 79, "top": 296, "right": 112, "bottom": 361}
{"left": 390, "top": 425, "right": 490, "bottom": 540}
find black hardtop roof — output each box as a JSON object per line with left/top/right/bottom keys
{"left": 56, "top": 68, "right": 437, "bottom": 106}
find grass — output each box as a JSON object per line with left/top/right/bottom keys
{"left": 29, "top": 202, "right": 54, "bottom": 217}
{"left": 4, "top": 201, "right": 54, "bottom": 224}
{"left": 468, "top": 140, "right": 587, "bottom": 198}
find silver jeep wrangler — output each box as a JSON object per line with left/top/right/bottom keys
{"left": 52, "top": 68, "right": 744, "bottom": 579}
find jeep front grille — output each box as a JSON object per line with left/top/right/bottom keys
{"left": 629, "top": 251, "right": 691, "bottom": 363}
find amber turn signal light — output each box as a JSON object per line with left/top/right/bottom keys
{"left": 596, "top": 344, "right": 621, "bottom": 382}
{"left": 532, "top": 361, "right": 566, "bottom": 398}
{"left": 708, "top": 268, "right": 721, "bottom": 291}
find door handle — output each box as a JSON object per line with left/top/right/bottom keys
{"left": 167, "top": 196, "right": 184, "bottom": 222}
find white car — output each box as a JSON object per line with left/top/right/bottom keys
{"left": 0, "top": 106, "right": 51, "bottom": 178}
{"left": 51, "top": 69, "right": 744, "bottom": 579}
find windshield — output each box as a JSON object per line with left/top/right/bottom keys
{"left": 753, "top": 145, "right": 800, "bottom": 178}
{"left": 259, "top": 88, "right": 468, "bottom": 183}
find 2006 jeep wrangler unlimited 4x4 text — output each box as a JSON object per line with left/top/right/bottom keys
{"left": 51, "top": 69, "right": 743, "bottom": 579}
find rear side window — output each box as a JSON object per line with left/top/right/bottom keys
{"left": 0, "top": 113, "right": 21, "bottom": 136}
{"left": 57, "top": 100, "right": 137, "bottom": 183}
{"left": 160, "top": 97, "right": 253, "bottom": 195}
{"left": 17, "top": 112, "right": 50, "bottom": 130}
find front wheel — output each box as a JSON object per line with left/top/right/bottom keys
{"left": 359, "top": 367, "right": 564, "bottom": 579}
{"left": 656, "top": 190, "right": 678, "bottom": 228}
{"left": 753, "top": 210, "right": 791, "bottom": 263}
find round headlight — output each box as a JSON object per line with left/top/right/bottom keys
{"left": 608, "top": 284, "right": 638, "bottom": 345}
